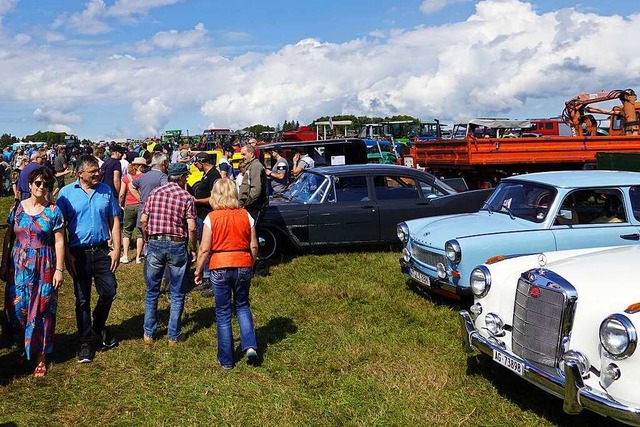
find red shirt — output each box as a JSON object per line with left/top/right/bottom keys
{"left": 142, "top": 182, "right": 196, "bottom": 238}
{"left": 122, "top": 173, "right": 141, "bottom": 206}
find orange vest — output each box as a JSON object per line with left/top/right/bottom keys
{"left": 207, "top": 208, "right": 253, "bottom": 269}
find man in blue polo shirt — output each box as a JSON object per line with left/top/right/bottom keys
{"left": 57, "top": 154, "right": 122, "bottom": 363}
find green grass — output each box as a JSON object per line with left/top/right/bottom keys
{"left": 0, "top": 197, "right": 620, "bottom": 426}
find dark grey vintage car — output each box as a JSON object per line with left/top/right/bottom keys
{"left": 258, "top": 164, "right": 492, "bottom": 259}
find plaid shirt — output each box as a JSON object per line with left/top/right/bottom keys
{"left": 142, "top": 182, "right": 196, "bottom": 238}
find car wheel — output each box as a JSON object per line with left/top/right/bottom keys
{"left": 257, "top": 228, "right": 280, "bottom": 260}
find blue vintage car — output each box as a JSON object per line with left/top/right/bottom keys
{"left": 398, "top": 170, "right": 640, "bottom": 299}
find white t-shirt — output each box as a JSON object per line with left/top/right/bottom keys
{"left": 203, "top": 210, "right": 255, "bottom": 229}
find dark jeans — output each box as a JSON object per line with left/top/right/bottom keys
{"left": 71, "top": 246, "right": 118, "bottom": 344}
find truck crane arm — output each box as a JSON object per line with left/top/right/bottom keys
{"left": 562, "top": 89, "right": 637, "bottom": 136}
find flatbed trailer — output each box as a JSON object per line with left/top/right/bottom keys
{"left": 410, "top": 134, "right": 640, "bottom": 187}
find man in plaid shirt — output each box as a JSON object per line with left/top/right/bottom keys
{"left": 140, "top": 162, "right": 197, "bottom": 346}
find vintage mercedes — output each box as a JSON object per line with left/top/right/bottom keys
{"left": 398, "top": 170, "right": 640, "bottom": 300}
{"left": 460, "top": 245, "right": 640, "bottom": 425}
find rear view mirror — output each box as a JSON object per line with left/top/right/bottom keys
{"left": 558, "top": 209, "right": 573, "bottom": 220}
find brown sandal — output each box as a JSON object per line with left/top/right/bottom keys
{"left": 33, "top": 361, "right": 47, "bottom": 378}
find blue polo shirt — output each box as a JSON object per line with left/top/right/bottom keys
{"left": 56, "top": 180, "right": 120, "bottom": 248}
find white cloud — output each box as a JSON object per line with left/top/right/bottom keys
{"left": 55, "top": 0, "right": 183, "bottom": 35}
{"left": 107, "top": 0, "right": 183, "bottom": 18}
{"left": 151, "top": 23, "right": 207, "bottom": 49}
{"left": 0, "top": 0, "right": 18, "bottom": 21}
{"left": 420, "top": 0, "right": 470, "bottom": 14}
{"left": 2, "top": 0, "right": 640, "bottom": 137}
{"left": 33, "top": 107, "right": 82, "bottom": 134}
{"left": 132, "top": 97, "right": 172, "bottom": 135}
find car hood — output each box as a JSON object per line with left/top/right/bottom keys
{"left": 407, "top": 210, "right": 535, "bottom": 247}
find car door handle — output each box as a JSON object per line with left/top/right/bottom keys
{"left": 361, "top": 205, "right": 375, "bottom": 209}
{"left": 620, "top": 233, "right": 640, "bottom": 240}
{"left": 415, "top": 202, "right": 430, "bottom": 206}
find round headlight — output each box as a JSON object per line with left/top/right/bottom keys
{"left": 484, "top": 313, "right": 504, "bottom": 336}
{"left": 444, "top": 240, "right": 461, "bottom": 263}
{"left": 397, "top": 222, "right": 409, "bottom": 244}
{"left": 470, "top": 266, "right": 491, "bottom": 298}
{"left": 402, "top": 248, "right": 410, "bottom": 262}
{"left": 600, "top": 314, "right": 637, "bottom": 359}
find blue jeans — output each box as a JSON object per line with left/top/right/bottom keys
{"left": 144, "top": 240, "right": 188, "bottom": 341}
{"left": 70, "top": 245, "right": 118, "bottom": 344}
{"left": 211, "top": 267, "right": 257, "bottom": 367}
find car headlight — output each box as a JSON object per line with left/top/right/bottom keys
{"left": 470, "top": 266, "right": 491, "bottom": 298}
{"left": 599, "top": 314, "right": 637, "bottom": 359}
{"left": 397, "top": 222, "right": 409, "bottom": 244}
{"left": 444, "top": 240, "right": 461, "bottom": 263}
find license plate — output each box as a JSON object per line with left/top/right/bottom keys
{"left": 493, "top": 349, "right": 524, "bottom": 376}
{"left": 409, "top": 268, "right": 431, "bottom": 287}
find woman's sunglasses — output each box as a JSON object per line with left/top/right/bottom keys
{"left": 32, "top": 180, "right": 49, "bottom": 189}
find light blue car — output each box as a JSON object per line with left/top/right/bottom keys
{"left": 398, "top": 170, "right": 640, "bottom": 299}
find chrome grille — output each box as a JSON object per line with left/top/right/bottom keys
{"left": 410, "top": 244, "right": 446, "bottom": 267}
{"left": 512, "top": 274, "right": 573, "bottom": 367}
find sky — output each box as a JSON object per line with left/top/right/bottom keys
{"left": 0, "top": 0, "right": 638, "bottom": 140}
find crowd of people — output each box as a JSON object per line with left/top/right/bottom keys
{"left": 0, "top": 135, "right": 307, "bottom": 376}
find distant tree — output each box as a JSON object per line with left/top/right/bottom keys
{"left": 243, "top": 124, "right": 275, "bottom": 137}
{"left": 24, "top": 130, "right": 66, "bottom": 145}
{"left": 0, "top": 133, "right": 19, "bottom": 149}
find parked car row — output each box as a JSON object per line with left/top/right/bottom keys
{"left": 397, "top": 170, "right": 640, "bottom": 424}
{"left": 257, "top": 164, "right": 492, "bottom": 260}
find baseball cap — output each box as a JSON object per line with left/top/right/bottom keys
{"left": 194, "top": 152, "right": 212, "bottom": 163}
{"left": 167, "top": 162, "right": 189, "bottom": 177}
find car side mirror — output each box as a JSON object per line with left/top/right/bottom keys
{"left": 558, "top": 209, "right": 573, "bottom": 220}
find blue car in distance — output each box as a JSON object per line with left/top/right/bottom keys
{"left": 398, "top": 170, "right": 640, "bottom": 300}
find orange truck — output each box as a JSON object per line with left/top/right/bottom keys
{"left": 409, "top": 89, "right": 640, "bottom": 188}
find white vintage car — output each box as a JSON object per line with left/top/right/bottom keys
{"left": 460, "top": 245, "right": 640, "bottom": 425}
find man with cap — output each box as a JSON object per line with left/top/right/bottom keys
{"left": 192, "top": 152, "right": 221, "bottom": 294}
{"left": 140, "top": 162, "right": 197, "bottom": 346}
{"left": 100, "top": 144, "right": 125, "bottom": 197}
{"left": 266, "top": 147, "right": 290, "bottom": 195}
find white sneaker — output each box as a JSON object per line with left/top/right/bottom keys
{"left": 136, "top": 256, "right": 144, "bottom": 264}
{"left": 120, "top": 255, "right": 129, "bottom": 264}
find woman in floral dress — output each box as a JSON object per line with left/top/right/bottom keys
{"left": 0, "top": 167, "right": 65, "bottom": 377}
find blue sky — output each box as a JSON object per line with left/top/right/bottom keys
{"left": 0, "top": 0, "right": 638, "bottom": 140}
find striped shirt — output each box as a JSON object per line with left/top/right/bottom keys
{"left": 141, "top": 182, "right": 196, "bottom": 238}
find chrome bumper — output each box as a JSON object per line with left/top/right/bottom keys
{"left": 459, "top": 310, "right": 640, "bottom": 425}
{"left": 399, "top": 259, "right": 470, "bottom": 296}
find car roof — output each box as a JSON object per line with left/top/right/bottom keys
{"left": 312, "top": 163, "right": 431, "bottom": 176}
{"left": 505, "top": 170, "right": 640, "bottom": 188}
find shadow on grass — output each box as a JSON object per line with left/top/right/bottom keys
{"left": 404, "top": 279, "right": 472, "bottom": 309}
{"left": 232, "top": 316, "right": 297, "bottom": 366}
{"left": 465, "top": 355, "right": 625, "bottom": 427}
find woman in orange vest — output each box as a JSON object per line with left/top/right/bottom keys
{"left": 194, "top": 178, "right": 259, "bottom": 369}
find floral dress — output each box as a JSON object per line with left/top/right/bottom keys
{"left": 4, "top": 203, "right": 64, "bottom": 360}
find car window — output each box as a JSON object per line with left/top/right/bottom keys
{"left": 485, "top": 181, "right": 556, "bottom": 223}
{"left": 372, "top": 175, "right": 420, "bottom": 200}
{"left": 630, "top": 186, "right": 640, "bottom": 221}
{"left": 334, "top": 175, "right": 369, "bottom": 202}
{"left": 555, "top": 189, "right": 627, "bottom": 225}
{"left": 285, "top": 172, "right": 328, "bottom": 203}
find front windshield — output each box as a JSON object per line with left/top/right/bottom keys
{"left": 484, "top": 181, "right": 557, "bottom": 223}
{"left": 284, "top": 172, "right": 329, "bottom": 203}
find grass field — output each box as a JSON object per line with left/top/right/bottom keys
{"left": 0, "top": 196, "right": 623, "bottom": 426}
